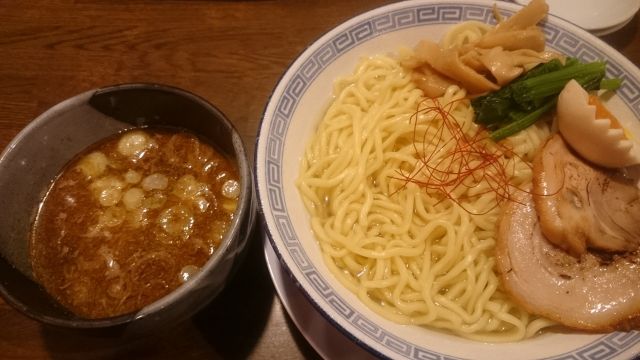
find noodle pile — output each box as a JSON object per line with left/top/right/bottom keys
{"left": 296, "top": 21, "right": 556, "bottom": 341}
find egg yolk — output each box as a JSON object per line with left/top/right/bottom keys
{"left": 589, "top": 95, "right": 621, "bottom": 128}
{"left": 589, "top": 94, "right": 637, "bottom": 141}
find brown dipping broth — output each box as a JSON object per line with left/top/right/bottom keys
{"left": 29, "top": 127, "right": 240, "bottom": 319}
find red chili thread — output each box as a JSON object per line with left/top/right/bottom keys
{"left": 391, "top": 97, "right": 536, "bottom": 215}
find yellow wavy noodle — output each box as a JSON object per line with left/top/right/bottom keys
{"left": 440, "top": 20, "right": 492, "bottom": 48}
{"left": 297, "top": 29, "right": 554, "bottom": 342}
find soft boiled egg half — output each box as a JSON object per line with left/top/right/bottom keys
{"left": 557, "top": 79, "right": 640, "bottom": 168}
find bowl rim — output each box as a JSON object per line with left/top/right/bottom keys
{"left": 0, "top": 82, "right": 254, "bottom": 328}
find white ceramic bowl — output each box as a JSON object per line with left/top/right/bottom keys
{"left": 256, "top": 1, "right": 640, "bottom": 359}
{"left": 515, "top": 0, "right": 640, "bottom": 32}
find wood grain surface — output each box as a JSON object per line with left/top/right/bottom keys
{"left": 0, "top": 1, "right": 638, "bottom": 359}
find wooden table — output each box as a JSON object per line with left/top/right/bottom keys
{"left": 0, "top": 1, "right": 638, "bottom": 359}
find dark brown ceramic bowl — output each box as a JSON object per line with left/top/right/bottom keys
{"left": 0, "top": 83, "right": 256, "bottom": 334}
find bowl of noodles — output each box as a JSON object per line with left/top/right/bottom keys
{"left": 256, "top": 0, "right": 640, "bottom": 358}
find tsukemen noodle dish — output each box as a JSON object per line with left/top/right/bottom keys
{"left": 30, "top": 127, "right": 241, "bottom": 319}
{"left": 296, "top": 0, "right": 640, "bottom": 342}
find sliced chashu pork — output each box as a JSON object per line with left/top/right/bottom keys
{"left": 532, "top": 134, "right": 640, "bottom": 256}
{"left": 496, "top": 191, "right": 640, "bottom": 331}
{"left": 497, "top": 134, "right": 640, "bottom": 331}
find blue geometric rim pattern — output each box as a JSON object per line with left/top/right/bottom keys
{"left": 263, "top": 3, "right": 640, "bottom": 359}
